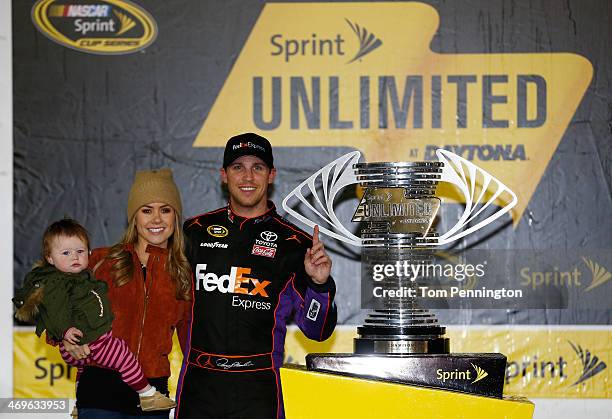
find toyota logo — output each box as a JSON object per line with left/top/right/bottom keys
{"left": 260, "top": 231, "right": 278, "bottom": 242}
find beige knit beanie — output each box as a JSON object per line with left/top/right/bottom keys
{"left": 126, "top": 168, "right": 182, "bottom": 221}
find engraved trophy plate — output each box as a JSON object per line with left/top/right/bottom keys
{"left": 353, "top": 188, "right": 441, "bottom": 235}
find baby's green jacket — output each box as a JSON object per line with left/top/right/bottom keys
{"left": 13, "top": 265, "right": 114, "bottom": 343}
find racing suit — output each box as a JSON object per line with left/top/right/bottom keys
{"left": 176, "top": 203, "right": 337, "bottom": 419}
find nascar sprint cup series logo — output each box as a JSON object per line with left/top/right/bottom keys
{"left": 32, "top": 0, "right": 157, "bottom": 54}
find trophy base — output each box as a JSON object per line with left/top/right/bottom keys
{"left": 354, "top": 336, "right": 450, "bottom": 354}
{"left": 355, "top": 324, "right": 450, "bottom": 354}
{"left": 306, "top": 352, "right": 506, "bottom": 398}
{"left": 281, "top": 365, "right": 534, "bottom": 419}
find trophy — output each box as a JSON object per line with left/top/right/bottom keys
{"left": 282, "top": 149, "right": 518, "bottom": 398}
{"left": 351, "top": 160, "right": 449, "bottom": 356}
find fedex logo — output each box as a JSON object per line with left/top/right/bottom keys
{"left": 232, "top": 141, "right": 266, "bottom": 152}
{"left": 195, "top": 264, "right": 271, "bottom": 297}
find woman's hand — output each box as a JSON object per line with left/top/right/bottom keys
{"left": 62, "top": 331, "right": 91, "bottom": 360}
{"left": 63, "top": 327, "right": 83, "bottom": 345}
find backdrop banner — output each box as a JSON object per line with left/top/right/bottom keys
{"left": 14, "top": 326, "right": 611, "bottom": 399}
{"left": 12, "top": 0, "right": 611, "bottom": 413}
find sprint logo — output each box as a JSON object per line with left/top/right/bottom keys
{"left": 582, "top": 257, "right": 612, "bottom": 292}
{"left": 345, "top": 19, "right": 382, "bottom": 63}
{"left": 519, "top": 256, "right": 611, "bottom": 293}
{"left": 32, "top": 0, "right": 157, "bottom": 54}
{"left": 504, "top": 340, "right": 607, "bottom": 393}
{"left": 436, "top": 364, "right": 488, "bottom": 384}
{"left": 471, "top": 363, "right": 489, "bottom": 384}
{"left": 568, "top": 341, "right": 607, "bottom": 386}
{"left": 207, "top": 225, "right": 229, "bottom": 238}
{"left": 269, "top": 19, "right": 381, "bottom": 63}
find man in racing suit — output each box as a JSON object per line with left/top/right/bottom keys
{"left": 176, "top": 133, "right": 337, "bottom": 419}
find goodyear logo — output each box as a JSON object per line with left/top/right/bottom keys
{"left": 31, "top": 0, "right": 157, "bottom": 55}
{"left": 207, "top": 225, "right": 229, "bottom": 238}
{"left": 193, "top": 2, "right": 593, "bottom": 225}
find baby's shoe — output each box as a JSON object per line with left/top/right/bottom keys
{"left": 139, "top": 390, "right": 177, "bottom": 411}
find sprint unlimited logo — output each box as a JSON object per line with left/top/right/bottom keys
{"left": 32, "top": 0, "right": 157, "bottom": 54}
{"left": 193, "top": 2, "right": 593, "bottom": 223}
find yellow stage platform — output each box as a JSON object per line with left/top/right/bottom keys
{"left": 281, "top": 365, "right": 534, "bottom": 419}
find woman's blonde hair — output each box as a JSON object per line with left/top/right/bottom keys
{"left": 105, "top": 210, "right": 191, "bottom": 301}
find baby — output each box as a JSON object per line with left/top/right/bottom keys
{"left": 13, "top": 219, "right": 176, "bottom": 412}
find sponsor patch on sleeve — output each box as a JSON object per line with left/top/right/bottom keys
{"left": 306, "top": 299, "right": 321, "bottom": 321}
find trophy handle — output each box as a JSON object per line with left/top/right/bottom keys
{"left": 429, "top": 149, "right": 518, "bottom": 246}
{"left": 281, "top": 149, "right": 517, "bottom": 247}
{"left": 281, "top": 151, "right": 363, "bottom": 246}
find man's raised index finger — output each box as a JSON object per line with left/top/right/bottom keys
{"left": 313, "top": 225, "right": 320, "bottom": 245}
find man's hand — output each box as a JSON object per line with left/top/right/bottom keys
{"left": 304, "top": 225, "right": 332, "bottom": 284}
